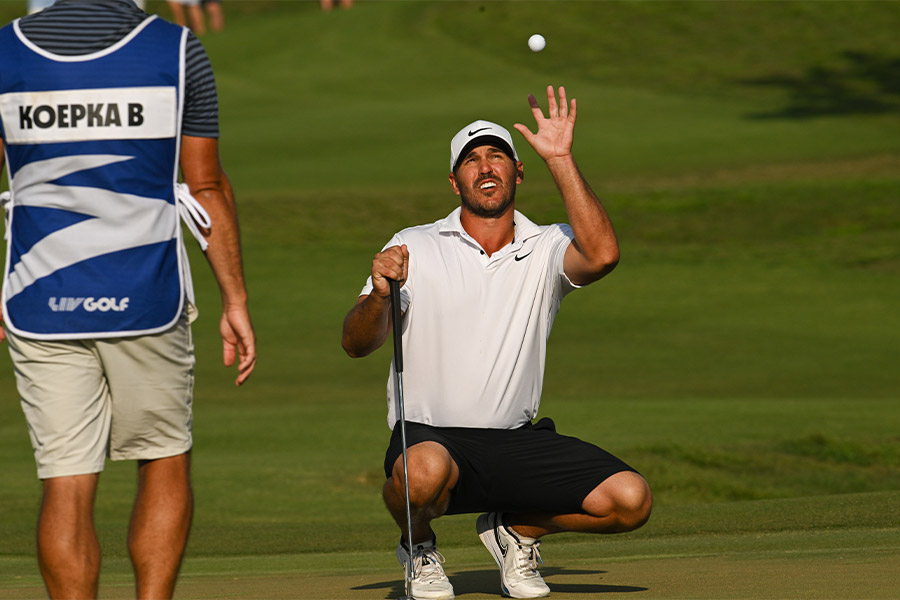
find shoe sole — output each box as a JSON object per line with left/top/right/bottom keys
{"left": 409, "top": 586, "right": 455, "bottom": 600}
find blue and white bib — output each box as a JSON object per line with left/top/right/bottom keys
{"left": 0, "top": 16, "right": 199, "bottom": 339}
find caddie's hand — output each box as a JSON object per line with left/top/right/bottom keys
{"left": 371, "top": 244, "right": 409, "bottom": 299}
{"left": 0, "top": 314, "right": 6, "bottom": 344}
{"left": 514, "top": 85, "right": 576, "bottom": 164}
{"left": 220, "top": 306, "right": 257, "bottom": 386}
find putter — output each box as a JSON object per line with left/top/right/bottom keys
{"left": 389, "top": 278, "right": 415, "bottom": 600}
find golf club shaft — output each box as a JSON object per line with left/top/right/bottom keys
{"left": 388, "top": 278, "right": 415, "bottom": 599}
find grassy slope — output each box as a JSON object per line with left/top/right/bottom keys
{"left": 193, "top": 0, "right": 900, "bottom": 191}
{"left": 1, "top": 0, "right": 899, "bottom": 588}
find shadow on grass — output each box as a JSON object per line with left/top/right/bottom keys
{"left": 742, "top": 50, "right": 900, "bottom": 118}
{"left": 353, "top": 566, "right": 647, "bottom": 598}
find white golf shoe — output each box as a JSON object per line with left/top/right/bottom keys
{"left": 477, "top": 512, "right": 551, "bottom": 599}
{"left": 396, "top": 537, "right": 455, "bottom": 600}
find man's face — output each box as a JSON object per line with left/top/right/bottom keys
{"left": 449, "top": 145, "right": 524, "bottom": 219}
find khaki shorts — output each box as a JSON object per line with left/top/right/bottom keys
{"left": 7, "top": 313, "right": 195, "bottom": 480}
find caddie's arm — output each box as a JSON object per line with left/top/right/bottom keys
{"left": 341, "top": 244, "right": 408, "bottom": 358}
{"left": 515, "top": 85, "right": 619, "bottom": 286}
{"left": 180, "top": 135, "right": 257, "bottom": 386}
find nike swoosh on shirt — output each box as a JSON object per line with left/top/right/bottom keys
{"left": 468, "top": 127, "right": 491, "bottom": 137}
{"left": 514, "top": 251, "right": 533, "bottom": 261}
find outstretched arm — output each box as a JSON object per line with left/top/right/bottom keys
{"left": 515, "top": 85, "right": 619, "bottom": 286}
{"left": 341, "top": 244, "right": 408, "bottom": 358}
{"left": 180, "top": 135, "right": 256, "bottom": 386}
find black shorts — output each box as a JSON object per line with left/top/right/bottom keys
{"left": 383, "top": 418, "right": 638, "bottom": 516}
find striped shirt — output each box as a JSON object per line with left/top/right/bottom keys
{"left": 17, "top": 0, "right": 219, "bottom": 137}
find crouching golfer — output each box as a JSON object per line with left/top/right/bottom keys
{"left": 342, "top": 86, "right": 651, "bottom": 599}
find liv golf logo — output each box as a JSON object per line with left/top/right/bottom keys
{"left": 49, "top": 297, "right": 130, "bottom": 312}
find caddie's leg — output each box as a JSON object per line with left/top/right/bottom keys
{"left": 37, "top": 473, "right": 101, "bottom": 599}
{"left": 128, "top": 453, "right": 193, "bottom": 600}
{"left": 383, "top": 441, "right": 459, "bottom": 544}
{"left": 508, "top": 471, "right": 652, "bottom": 538}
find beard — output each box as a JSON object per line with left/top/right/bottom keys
{"left": 459, "top": 175, "right": 517, "bottom": 218}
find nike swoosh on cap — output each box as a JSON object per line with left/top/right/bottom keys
{"left": 468, "top": 127, "right": 491, "bottom": 137}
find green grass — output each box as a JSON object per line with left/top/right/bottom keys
{"left": 1, "top": 1, "right": 899, "bottom": 597}
{"left": 3, "top": 492, "right": 899, "bottom": 598}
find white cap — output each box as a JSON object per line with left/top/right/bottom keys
{"left": 449, "top": 120, "right": 519, "bottom": 172}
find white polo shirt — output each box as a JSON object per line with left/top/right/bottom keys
{"left": 360, "top": 207, "right": 580, "bottom": 430}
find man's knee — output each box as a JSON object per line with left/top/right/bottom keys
{"left": 387, "top": 441, "right": 457, "bottom": 506}
{"left": 618, "top": 473, "right": 652, "bottom": 530}
{"left": 41, "top": 473, "right": 100, "bottom": 519}
{"left": 584, "top": 471, "right": 652, "bottom": 531}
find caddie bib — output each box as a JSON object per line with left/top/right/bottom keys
{"left": 0, "top": 15, "right": 192, "bottom": 339}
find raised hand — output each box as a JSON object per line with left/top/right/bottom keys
{"left": 514, "top": 85, "right": 576, "bottom": 163}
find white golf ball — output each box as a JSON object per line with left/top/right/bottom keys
{"left": 528, "top": 34, "right": 545, "bottom": 52}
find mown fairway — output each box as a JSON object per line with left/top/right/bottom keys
{"left": 1, "top": 1, "right": 899, "bottom": 598}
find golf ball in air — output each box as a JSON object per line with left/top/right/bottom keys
{"left": 528, "top": 34, "right": 545, "bottom": 52}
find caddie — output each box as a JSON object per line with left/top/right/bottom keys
{"left": 0, "top": 1, "right": 256, "bottom": 598}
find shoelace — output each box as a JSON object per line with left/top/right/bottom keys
{"left": 413, "top": 547, "right": 448, "bottom": 583}
{"left": 512, "top": 538, "right": 544, "bottom": 579}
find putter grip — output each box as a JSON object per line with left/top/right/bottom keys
{"left": 388, "top": 278, "right": 403, "bottom": 373}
